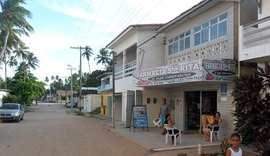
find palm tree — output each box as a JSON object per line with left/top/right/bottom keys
{"left": 25, "top": 52, "right": 39, "bottom": 71}
{"left": 95, "top": 48, "right": 112, "bottom": 71}
{"left": 0, "top": 0, "right": 34, "bottom": 62}
{"left": 45, "top": 76, "right": 49, "bottom": 84}
{"left": 82, "top": 46, "right": 93, "bottom": 73}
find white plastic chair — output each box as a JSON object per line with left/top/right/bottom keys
{"left": 153, "top": 118, "right": 162, "bottom": 128}
{"left": 210, "top": 123, "right": 222, "bottom": 143}
{"left": 164, "top": 124, "right": 181, "bottom": 146}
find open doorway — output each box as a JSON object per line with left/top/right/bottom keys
{"left": 184, "top": 91, "right": 217, "bottom": 131}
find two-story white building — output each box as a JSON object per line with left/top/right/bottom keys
{"left": 132, "top": 0, "right": 242, "bottom": 137}
{"left": 106, "top": 24, "right": 165, "bottom": 127}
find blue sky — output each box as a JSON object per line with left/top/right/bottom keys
{"left": 1, "top": 0, "right": 201, "bottom": 82}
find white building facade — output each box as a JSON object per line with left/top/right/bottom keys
{"left": 133, "top": 0, "right": 240, "bottom": 137}
{"left": 106, "top": 24, "right": 165, "bottom": 126}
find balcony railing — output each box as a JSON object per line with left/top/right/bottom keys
{"left": 115, "top": 66, "right": 123, "bottom": 80}
{"left": 243, "top": 16, "right": 270, "bottom": 45}
{"left": 97, "top": 84, "right": 113, "bottom": 92}
{"left": 124, "top": 60, "right": 136, "bottom": 77}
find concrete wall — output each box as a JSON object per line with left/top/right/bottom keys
{"left": 115, "top": 76, "right": 142, "bottom": 93}
{"left": 258, "top": 0, "right": 270, "bottom": 19}
{"left": 113, "top": 32, "right": 138, "bottom": 54}
{"left": 240, "top": 0, "right": 258, "bottom": 25}
{"left": 83, "top": 94, "right": 101, "bottom": 112}
{"left": 137, "top": 32, "right": 165, "bottom": 70}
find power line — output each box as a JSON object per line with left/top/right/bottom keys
{"left": 72, "top": 0, "right": 93, "bottom": 43}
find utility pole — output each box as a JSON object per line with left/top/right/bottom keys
{"left": 70, "top": 46, "right": 88, "bottom": 113}
{"left": 67, "top": 65, "right": 76, "bottom": 106}
{"left": 112, "top": 51, "right": 116, "bottom": 129}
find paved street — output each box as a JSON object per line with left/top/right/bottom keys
{"left": 0, "top": 103, "right": 150, "bottom": 156}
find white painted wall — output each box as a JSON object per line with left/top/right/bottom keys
{"left": 142, "top": 88, "right": 168, "bottom": 127}
{"left": 0, "top": 91, "right": 8, "bottom": 107}
{"left": 115, "top": 76, "right": 142, "bottom": 93}
{"left": 137, "top": 32, "right": 165, "bottom": 70}
{"left": 83, "top": 94, "right": 101, "bottom": 112}
{"left": 113, "top": 32, "right": 138, "bottom": 54}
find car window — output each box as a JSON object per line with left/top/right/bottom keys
{"left": 0, "top": 104, "right": 19, "bottom": 109}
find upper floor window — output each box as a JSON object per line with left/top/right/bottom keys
{"left": 168, "top": 30, "right": 191, "bottom": 55}
{"left": 194, "top": 12, "right": 228, "bottom": 46}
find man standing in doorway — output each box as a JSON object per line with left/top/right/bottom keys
{"left": 158, "top": 98, "right": 171, "bottom": 125}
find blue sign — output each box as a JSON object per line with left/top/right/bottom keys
{"left": 133, "top": 105, "right": 148, "bottom": 128}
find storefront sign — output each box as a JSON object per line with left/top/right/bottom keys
{"left": 133, "top": 59, "right": 236, "bottom": 87}
{"left": 202, "top": 59, "right": 236, "bottom": 81}
{"left": 133, "top": 60, "right": 203, "bottom": 86}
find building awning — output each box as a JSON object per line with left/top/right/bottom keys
{"left": 132, "top": 59, "right": 236, "bottom": 87}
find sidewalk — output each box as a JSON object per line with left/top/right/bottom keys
{"left": 107, "top": 121, "right": 222, "bottom": 155}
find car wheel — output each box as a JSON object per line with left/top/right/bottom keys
{"left": 21, "top": 116, "right": 24, "bottom": 120}
{"left": 16, "top": 118, "right": 20, "bottom": 123}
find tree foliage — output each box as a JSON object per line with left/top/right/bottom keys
{"left": 3, "top": 63, "right": 46, "bottom": 106}
{"left": 232, "top": 67, "right": 270, "bottom": 150}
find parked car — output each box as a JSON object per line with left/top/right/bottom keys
{"left": 0, "top": 103, "right": 24, "bottom": 122}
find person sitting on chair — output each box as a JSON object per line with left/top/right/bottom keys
{"left": 164, "top": 114, "right": 179, "bottom": 144}
{"left": 203, "top": 112, "right": 222, "bottom": 141}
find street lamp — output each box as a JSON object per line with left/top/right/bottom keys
{"left": 67, "top": 64, "right": 76, "bottom": 106}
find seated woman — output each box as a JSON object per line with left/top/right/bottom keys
{"left": 164, "top": 114, "right": 179, "bottom": 143}
{"left": 203, "top": 112, "right": 222, "bottom": 141}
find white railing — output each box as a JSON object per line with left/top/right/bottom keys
{"left": 115, "top": 66, "right": 123, "bottom": 80}
{"left": 124, "top": 60, "right": 136, "bottom": 77}
{"left": 243, "top": 16, "right": 270, "bottom": 45}
{"left": 98, "top": 84, "right": 113, "bottom": 92}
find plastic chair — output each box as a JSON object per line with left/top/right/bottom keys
{"left": 210, "top": 123, "right": 222, "bottom": 143}
{"left": 153, "top": 118, "right": 162, "bottom": 128}
{"left": 164, "top": 124, "right": 181, "bottom": 146}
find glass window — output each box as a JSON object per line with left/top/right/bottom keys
{"left": 179, "top": 40, "right": 184, "bottom": 51}
{"left": 219, "top": 13, "right": 227, "bottom": 21}
{"left": 202, "top": 28, "right": 209, "bottom": 43}
{"left": 218, "top": 21, "right": 227, "bottom": 37}
{"left": 210, "top": 18, "right": 218, "bottom": 25}
{"left": 179, "top": 34, "right": 184, "bottom": 39}
{"left": 210, "top": 25, "right": 218, "bottom": 40}
{"left": 173, "top": 42, "right": 179, "bottom": 53}
{"left": 185, "top": 36, "right": 190, "bottom": 49}
{"left": 202, "top": 22, "right": 209, "bottom": 28}
{"left": 194, "top": 25, "right": 201, "bottom": 32}
{"left": 194, "top": 32, "right": 201, "bottom": 46}
{"left": 168, "top": 44, "right": 173, "bottom": 55}
{"left": 185, "top": 30, "right": 191, "bottom": 36}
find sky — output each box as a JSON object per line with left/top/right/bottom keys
{"left": 1, "top": 0, "right": 202, "bottom": 83}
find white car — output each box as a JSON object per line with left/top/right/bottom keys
{"left": 0, "top": 103, "right": 24, "bottom": 122}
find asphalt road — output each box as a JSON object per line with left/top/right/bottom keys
{"left": 0, "top": 103, "right": 150, "bottom": 156}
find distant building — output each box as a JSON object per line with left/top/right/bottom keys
{"left": 0, "top": 89, "right": 9, "bottom": 107}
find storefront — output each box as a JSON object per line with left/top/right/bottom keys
{"left": 133, "top": 59, "right": 236, "bottom": 135}
{"left": 185, "top": 91, "right": 217, "bottom": 131}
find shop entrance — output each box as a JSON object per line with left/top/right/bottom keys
{"left": 184, "top": 91, "right": 217, "bottom": 131}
